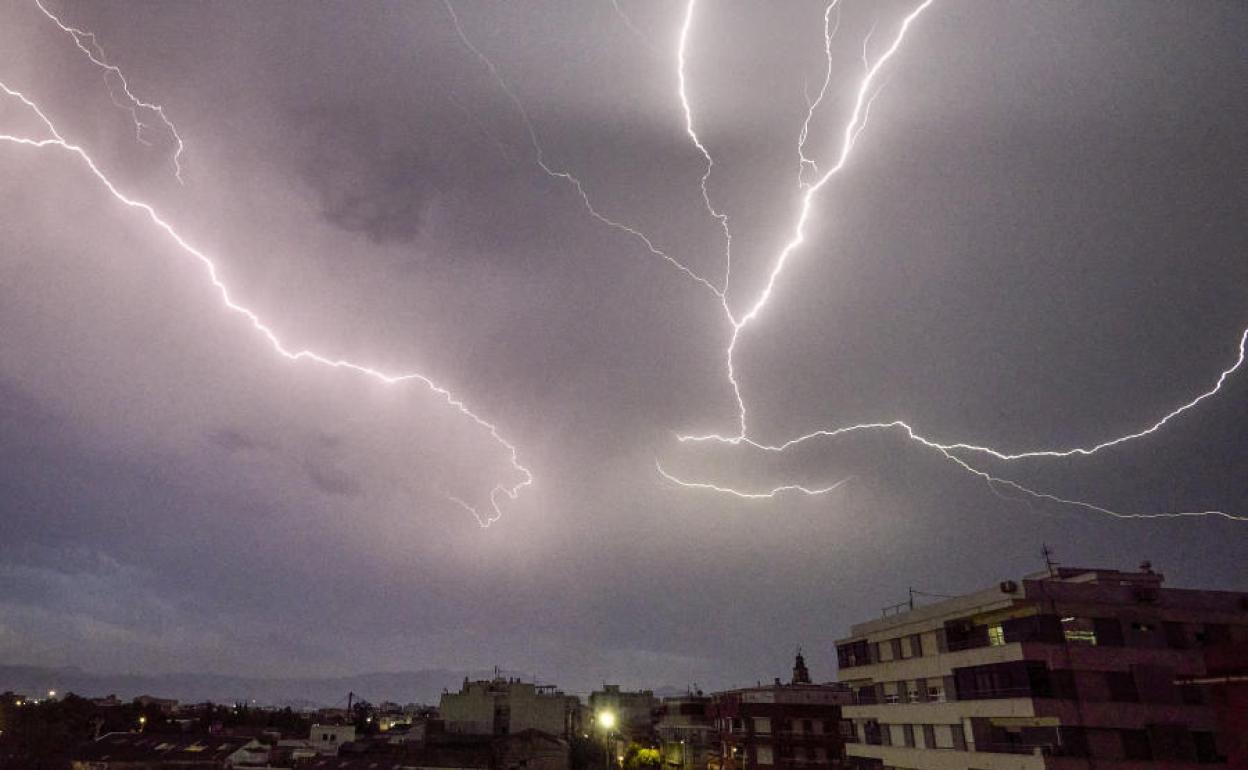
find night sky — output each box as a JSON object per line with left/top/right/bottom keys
{"left": 1, "top": 0, "right": 1245, "bottom": 692}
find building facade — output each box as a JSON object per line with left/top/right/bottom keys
{"left": 657, "top": 693, "right": 716, "bottom": 770}
{"left": 590, "top": 685, "right": 660, "bottom": 744}
{"left": 836, "top": 565, "right": 1247, "bottom": 769}
{"left": 709, "top": 659, "right": 852, "bottom": 770}
{"left": 440, "top": 677, "right": 581, "bottom": 740}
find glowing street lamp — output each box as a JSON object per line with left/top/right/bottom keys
{"left": 596, "top": 711, "right": 617, "bottom": 770}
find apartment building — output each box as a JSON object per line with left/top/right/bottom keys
{"left": 709, "top": 654, "right": 854, "bottom": 770}
{"left": 656, "top": 693, "right": 715, "bottom": 770}
{"left": 440, "top": 677, "right": 582, "bottom": 739}
{"left": 836, "top": 564, "right": 1246, "bottom": 769}
{"left": 590, "top": 685, "right": 660, "bottom": 743}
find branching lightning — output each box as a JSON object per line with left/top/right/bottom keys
{"left": 443, "top": 0, "right": 724, "bottom": 299}
{"left": 0, "top": 80, "right": 531, "bottom": 528}
{"left": 656, "top": 0, "right": 1248, "bottom": 521}
{"left": 676, "top": 0, "right": 734, "bottom": 292}
{"left": 797, "top": 1, "right": 842, "bottom": 188}
{"left": 34, "top": 0, "right": 186, "bottom": 183}
{"left": 7, "top": 1, "right": 1244, "bottom": 528}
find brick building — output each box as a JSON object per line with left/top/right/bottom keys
{"left": 836, "top": 564, "right": 1247, "bottom": 768}
{"left": 709, "top": 654, "right": 853, "bottom": 770}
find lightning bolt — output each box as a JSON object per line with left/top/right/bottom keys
{"left": 33, "top": 0, "right": 187, "bottom": 183}
{"left": 659, "top": 0, "right": 1247, "bottom": 521}
{"left": 797, "top": 1, "right": 842, "bottom": 188}
{"left": 677, "top": 0, "right": 734, "bottom": 291}
{"left": 656, "top": 461, "right": 851, "bottom": 500}
{"left": 443, "top": 0, "right": 724, "bottom": 299}
{"left": 0, "top": 80, "right": 531, "bottom": 528}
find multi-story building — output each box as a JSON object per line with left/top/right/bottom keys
{"left": 836, "top": 564, "right": 1247, "bottom": 769}
{"left": 709, "top": 654, "right": 853, "bottom": 770}
{"left": 657, "top": 692, "right": 716, "bottom": 770}
{"left": 590, "top": 685, "right": 659, "bottom": 743}
{"left": 440, "top": 677, "right": 582, "bottom": 740}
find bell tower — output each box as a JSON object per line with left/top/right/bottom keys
{"left": 791, "top": 646, "right": 811, "bottom": 684}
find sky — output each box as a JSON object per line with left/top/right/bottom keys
{"left": 0, "top": 0, "right": 1245, "bottom": 693}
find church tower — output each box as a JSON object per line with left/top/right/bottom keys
{"left": 791, "top": 647, "right": 811, "bottom": 684}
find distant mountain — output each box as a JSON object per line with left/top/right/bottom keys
{"left": 0, "top": 665, "right": 524, "bottom": 707}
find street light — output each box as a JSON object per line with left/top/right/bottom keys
{"left": 597, "top": 711, "right": 617, "bottom": 770}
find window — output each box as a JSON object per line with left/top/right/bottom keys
{"left": 1121, "top": 730, "right": 1152, "bottom": 760}
{"left": 922, "top": 724, "right": 936, "bottom": 749}
{"left": 1180, "top": 684, "right": 1205, "bottom": 705}
{"left": 755, "top": 746, "right": 773, "bottom": 765}
{"left": 1164, "top": 621, "right": 1189, "bottom": 649}
{"left": 1062, "top": 617, "right": 1097, "bottom": 645}
{"left": 902, "top": 724, "right": 915, "bottom": 748}
{"left": 911, "top": 633, "right": 924, "bottom": 657}
{"left": 889, "top": 724, "right": 907, "bottom": 747}
{"left": 927, "top": 685, "right": 944, "bottom": 702}
{"left": 987, "top": 624, "right": 1005, "bottom": 646}
{"left": 801, "top": 719, "right": 813, "bottom": 734}
{"left": 1106, "top": 671, "right": 1139, "bottom": 702}
{"left": 932, "top": 725, "right": 954, "bottom": 749}
{"left": 753, "top": 717, "right": 771, "bottom": 735}
{"left": 837, "top": 640, "right": 871, "bottom": 669}
{"left": 1193, "top": 732, "right": 1221, "bottom": 763}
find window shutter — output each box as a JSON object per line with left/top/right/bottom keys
{"left": 951, "top": 723, "right": 967, "bottom": 751}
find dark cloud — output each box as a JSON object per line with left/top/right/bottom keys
{"left": 301, "top": 460, "right": 362, "bottom": 498}
{"left": 296, "top": 105, "right": 451, "bottom": 245}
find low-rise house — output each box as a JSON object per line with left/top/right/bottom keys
{"left": 70, "top": 732, "right": 259, "bottom": 769}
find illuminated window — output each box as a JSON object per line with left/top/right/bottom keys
{"left": 1062, "top": 617, "right": 1098, "bottom": 645}
{"left": 987, "top": 624, "right": 1005, "bottom": 646}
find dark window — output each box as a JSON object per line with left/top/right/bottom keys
{"left": 1058, "top": 727, "right": 1090, "bottom": 758}
{"left": 1106, "top": 671, "right": 1139, "bottom": 702}
{"left": 914, "top": 677, "right": 928, "bottom": 702}
{"left": 1049, "top": 669, "right": 1079, "bottom": 700}
{"left": 1093, "top": 618, "right": 1124, "bottom": 647}
{"left": 890, "top": 638, "right": 903, "bottom": 659}
{"left": 1201, "top": 623, "right": 1232, "bottom": 645}
{"left": 953, "top": 661, "right": 1050, "bottom": 700}
{"left": 945, "top": 619, "right": 989, "bottom": 651}
{"left": 902, "top": 724, "right": 915, "bottom": 748}
{"left": 1193, "top": 732, "right": 1221, "bottom": 764}
{"left": 1121, "top": 730, "right": 1152, "bottom": 761}
{"left": 910, "top": 633, "right": 924, "bottom": 657}
{"left": 1164, "top": 621, "right": 1189, "bottom": 649}
{"left": 802, "top": 719, "right": 812, "bottom": 734}
{"left": 922, "top": 724, "right": 936, "bottom": 748}
{"left": 863, "top": 720, "right": 883, "bottom": 746}
{"left": 1002, "top": 614, "right": 1064, "bottom": 644}
{"left": 837, "top": 639, "right": 871, "bottom": 669}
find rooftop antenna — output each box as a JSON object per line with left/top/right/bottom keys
{"left": 1041, "top": 544, "right": 1058, "bottom": 576}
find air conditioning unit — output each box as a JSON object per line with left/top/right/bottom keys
{"left": 1000, "top": 580, "right": 1019, "bottom": 594}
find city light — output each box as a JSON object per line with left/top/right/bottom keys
{"left": 597, "top": 711, "right": 616, "bottom": 730}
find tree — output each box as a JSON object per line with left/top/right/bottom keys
{"left": 622, "top": 743, "right": 660, "bottom": 770}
